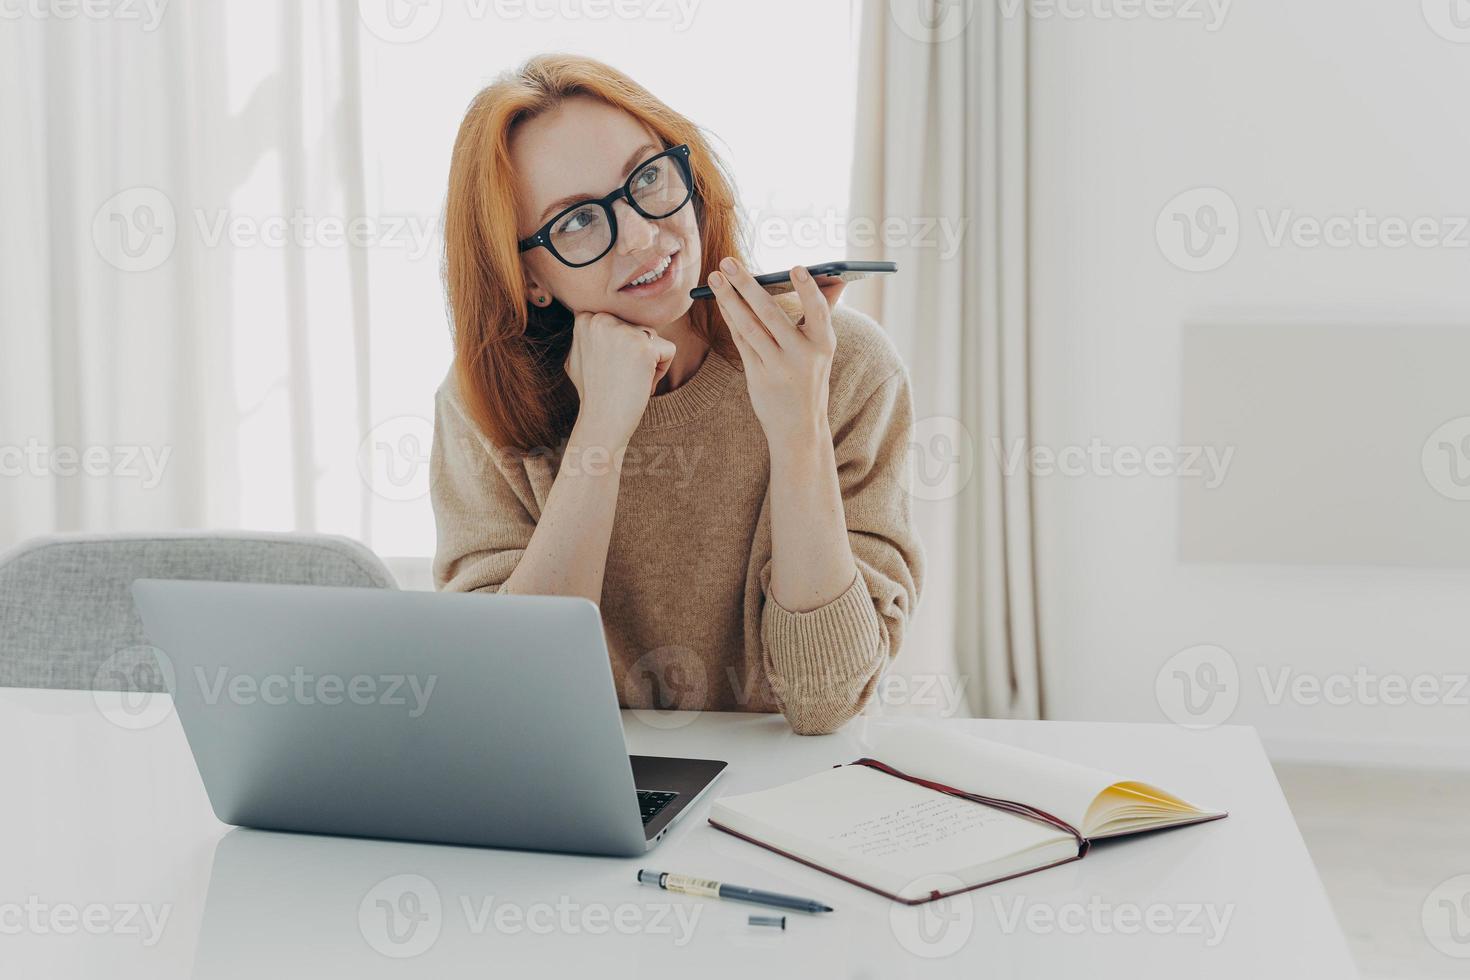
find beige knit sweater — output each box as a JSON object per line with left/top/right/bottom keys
{"left": 430, "top": 305, "right": 923, "bottom": 735}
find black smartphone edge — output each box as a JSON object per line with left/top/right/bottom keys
{"left": 688, "top": 260, "right": 897, "bottom": 300}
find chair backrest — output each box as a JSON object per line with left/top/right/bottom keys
{"left": 0, "top": 531, "right": 397, "bottom": 691}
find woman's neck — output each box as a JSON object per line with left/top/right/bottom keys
{"left": 653, "top": 313, "right": 709, "bottom": 395}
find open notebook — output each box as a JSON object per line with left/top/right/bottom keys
{"left": 708, "top": 724, "right": 1227, "bottom": 905}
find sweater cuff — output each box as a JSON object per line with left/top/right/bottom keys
{"left": 762, "top": 570, "right": 886, "bottom": 681}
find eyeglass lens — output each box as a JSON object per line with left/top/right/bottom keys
{"left": 548, "top": 151, "right": 690, "bottom": 265}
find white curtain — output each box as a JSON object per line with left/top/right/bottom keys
{"left": 848, "top": 0, "right": 1042, "bottom": 718}
{"left": 0, "top": 4, "right": 373, "bottom": 554}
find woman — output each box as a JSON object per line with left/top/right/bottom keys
{"left": 431, "top": 54, "right": 922, "bottom": 735}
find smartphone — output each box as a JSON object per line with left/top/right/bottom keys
{"left": 689, "top": 260, "right": 897, "bottom": 300}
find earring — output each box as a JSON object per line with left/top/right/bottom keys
{"left": 532, "top": 294, "right": 550, "bottom": 307}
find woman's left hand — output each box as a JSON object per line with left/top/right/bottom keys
{"left": 707, "top": 258, "right": 847, "bottom": 450}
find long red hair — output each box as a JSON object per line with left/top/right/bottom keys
{"left": 443, "top": 54, "right": 744, "bottom": 451}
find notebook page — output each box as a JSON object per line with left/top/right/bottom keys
{"left": 862, "top": 723, "right": 1123, "bottom": 832}
{"left": 710, "top": 764, "right": 1074, "bottom": 899}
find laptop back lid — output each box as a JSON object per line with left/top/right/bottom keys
{"left": 131, "top": 580, "right": 647, "bottom": 855}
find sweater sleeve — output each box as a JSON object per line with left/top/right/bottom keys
{"left": 759, "top": 366, "right": 924, "bottom": 735}
{"left": 429, "top": 384, "right": 536, "bottom": 594}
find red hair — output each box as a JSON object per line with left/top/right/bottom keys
{"left": 443, "top": 54, "right": 745, "bottom": 451}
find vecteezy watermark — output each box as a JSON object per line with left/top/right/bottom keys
{"left": 558, "top": 443, "right": 703, "bottom": 486}
{"left": 992, "top": 895, "right": 1236, "bottom": 947}
{"left": 1155, "top": 644, "right": 1240, "bottom": 729}
{"left": 993, "top": 437, "right": 1235, "bottom": 488}
{"left": 359, "top": 875, "right": 442, "bottom": 958}
{"left": 1156, "top": 643, "right": 1470, "bottom": 729}
{"left": 907, "top": 416, "right": 976, "bottom": 502}
{"left": 626, "top": 659, "right": 965, "bottom": 731}
{"left": 190, "top": 666, "right": 437, "bottom": 717}
{"left": 0, "top": 897, "right": 172, "bottom": 946}
{"left": 891, "top": 0, "right": 1232, "bottom": 44}
{"left": 1158, "top": 186, "right": 1470, "bottom": 272}
{"left": 0, "top": 0, "right": 169, "bottom": 31}
{"left": 357, "top": 413, "right": 708, "bottom": 503}
{"left": 887, "top": 0, "right": 975, "bottom": 44}
{"left": 91, "top": 646, "right": 175, "bottom": 732}
{"left": 0, "top": 439, "right": 172, "bottom": 489}
{"left": 873, "top": 672, "right": 972, "bottom": 717}
{"left": 357, "top": 874, "right": 703, "bottom": 958}
{"left": 1000, "top": 0, "right": 1232, "bottom": 31}
{"left": 1156, "top": 187, "right": 1241, "bottom": 272}
{"left": 358, "top": 415, "right": 434, "bottom": 503}
{"left": 1422, "top": 416, "right": 1470, "bottom": 502}
{"left": 889, "top": 874, "right": 974, "bottom": 958}
{"left": 357, "top": 0, "right": 442, "bottom": 41}
{"left": 1256, "top": 209, "right": 1470, "bottom": 251}
{"left": 92, "top": 650, "right": 443, "bottom": 730}
{"left": 91, "top": 187, "right": 437, "bottom": 273}
{"left": 92, "top": 187, "right": 178, "bottom": 273}
{"left": 1422, "top": 874, "right": 1470, "bottom": 958}
{"left": 623, "top": 646, "right": 710, "bottom": 731}
{"left": 1422, "top": 0, "right": 1470, "bottom": 44}
{"left": 357, "top": 0, "right": 701, "bottom": 44}
{"left": 744, "top": 207, "right": 968, "bottom": 261}
{"left": 193, "top": 209, "right": 437, "bottom": 261}
{"left": 1258, "top": 666, "right": 1470, "bottom": 709}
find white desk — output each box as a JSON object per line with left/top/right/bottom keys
{"left": 0, "top": 688, "right": 1356, "bottom": 978}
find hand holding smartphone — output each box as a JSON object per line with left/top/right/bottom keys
{"left": 689, "top": 260, "right": 896, "bottom": 300}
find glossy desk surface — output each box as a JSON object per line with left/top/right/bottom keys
{"left": 0, "top": 688, "right": 1355, "bottom": 978}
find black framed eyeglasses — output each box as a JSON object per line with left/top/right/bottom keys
{"left": 517, "top": 144, "right": 694, "bottom": 269}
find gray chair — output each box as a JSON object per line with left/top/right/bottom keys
{"left": 0, "top": 531, "right": 397, "bottom": 691}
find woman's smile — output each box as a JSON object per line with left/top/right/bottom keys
{"left": 617, "top": 247, "right": 680, "bottom": 297}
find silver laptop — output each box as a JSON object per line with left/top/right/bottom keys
{"left": 131, "top": 579, "right": 725, "bottom": 856}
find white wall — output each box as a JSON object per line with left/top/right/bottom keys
{"left": 1029, "top": 0, "right": 1470, "bottom": 766}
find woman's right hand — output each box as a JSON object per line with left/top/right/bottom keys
{"left": 563, "top": 311, "right": 677, "bottom": 450}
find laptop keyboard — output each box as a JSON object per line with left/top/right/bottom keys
{"left": 638, "top": 790, "right": 678, "bottom": 824}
